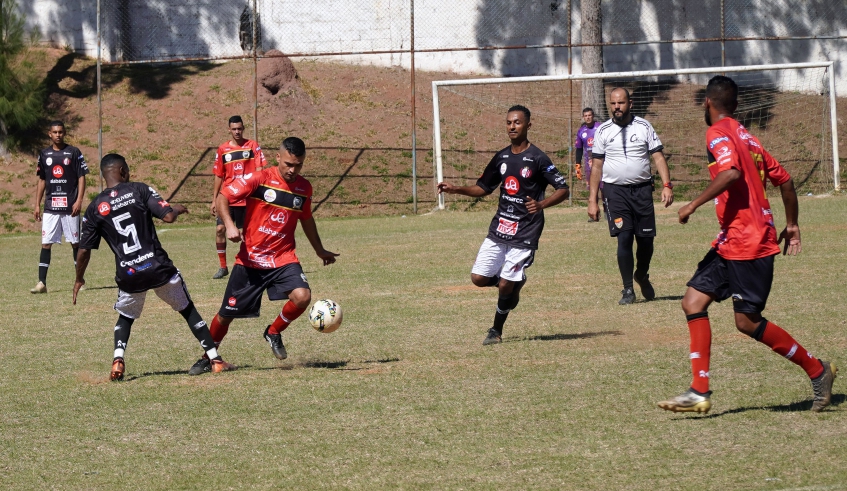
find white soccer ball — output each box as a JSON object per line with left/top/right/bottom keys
{"left": 309, "top": 299, "right": 343, "bottom": 333}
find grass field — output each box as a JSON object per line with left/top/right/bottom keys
{"left": 1, "top": 196, "right": 846, "bottom": 490}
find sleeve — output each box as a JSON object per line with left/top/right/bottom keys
{"left": 255, "top": 144, "right": 267, "bottom": 169}
{"left": 646, "top": 120, "right": 664, "bottom": 154}
{"left": 591, "top": 127, "right": 606, "bottom": 159}
{"left": 299, "top": 182, "right": 314, "bottom": 221}
{"left": 36, "top": 153, "right": 46, "bottom": 179}
{"left": 78, "top": 205, "right": 102, "bottom": 250}
{"left": 142, "top": 184, "right": 174, "bottom": 220}
{"left": 221, "top": 171, "right": 261, "bottom": 203}
{"left": 705, "top": 127, "right": 740, "bottom": 179}
{"left": 474, "top": 154, "right": 502, "bottom": 193}
{"left": 75, "top": 148, "right": 89, "bottom": 176}
{"left": 539, "top": 154, "right": 569, "bottom": 190}
{"left": 762, "top": 148, "right": 791, "bottom": 187}
{"left": 574, "top": 130, "right": 583, "bottom": 149}
{"left": 212, "top": 147, "right": 225, "bottom": 178}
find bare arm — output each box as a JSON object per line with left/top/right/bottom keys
{"left": 526, "top": 187, "right": 570, "bottom": 214}
{"left": 777, "top": 178, "right": 801, "bottom": 255}
{"left": 210, "top": 176, "right": 223, "bottom": 216}
{"left": 300, "top": 216, "right": 339, "bottom": 265}
{"left": 436, "top": 182, "right": 489, "bottom": 198}
{"left": 586, "top": 156, "right": 604, "bottom": 220}
{"left": 678, "top": 168, "right": 741, "bottom": 224}
{"left": 73, "top": 249, "right": 91, "bottom": 304}
{"left": 162, "top": 204, "right": 188, "bottom": 223}
{"left": 34, "top": 179, "right": 45, "bottom": 221}
{"left": 651, "top": 151, "right": 674, "bottom": 207}
{"left": 216, "top": 193, "right": 241, "bottom": 242}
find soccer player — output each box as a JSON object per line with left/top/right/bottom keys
{"left": 657, "top": 75, "right": 836, "bottom": 413}
{"left": 438, "top": 105, "right": 569, "bottom": 346}
{"left": 73, "top": 154, "right": 235, "bottom": 380}
{"left": 210, "top": 115, "right": 267, "bottom": 279}
{"left": 587, "top": 88, "right": 674, "bottom": 305}
{"left": 192, "top": 137, "right": 338, "bottom": 372}
{"left": 31, "top": 121, "right": 88, "bottom": 294}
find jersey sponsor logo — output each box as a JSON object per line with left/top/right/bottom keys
{"left": 614, "top": 217, "right": 623, "bottom": 229}
{"left": 546, "top": 165, "right": 555, "bottom": 172}
{"left": 51, "top": 197, "right": 67, "bottom": 208}
{"left": 148, "top": 187, "right": 160, "bottom": 197}
{"left": 587, "top": 137, "right": 594, "bottom": 146}
{"left": 258, "top": 225, "right": 286, "bottom": 238}
{"left": 500, "top": 154, "right": 509, "bottom": 158}
{"left": 499, "top": 163, "right": 507, "bottom": 174}
{"left": 709, "top": 136, "right": 729, "bottom": 149}
{"left": 269, "top": 211, "right": 286, "bottom": 224}
{"left": 501, "top": 194, "right": 524, "bottom": 204}
{"left": 496, "top": 217, "right": 518, "bottom": 236}
{"left": 120, "top": 252, "right": 154, "bottom": 267}
{"left": 225, "top": 153, "right": 232, "bottom": 162}
{"left": 520, "top": 166, "right": 532, "bottom": 178}
{"left": 98, "top": 202, "right": 111, "bottom": 216}
{"left": 264, "top": 189, "right": 277, "bottom": 202}
{"left": 503, "top": 176, "right": 520, "bottom": 195}
{"left": 158, "top": 200, "right": 169, "bottom": 207}
{"left": 228, "top": 296, "right": 237, "bottom": 306}
{"left": 52, "top": 166, "right": 64, "bottom": 178}
{"left": 242, "top": 150, "right": 250, "bottom": 159}
{"left": 629, "top": 134, "right": 640, "bottom": 142}
{"left": 522, "top": 157, "right": 533, "bottom": 162}
{"left": 227, "top": 184, "right": 239, "bottom": 194}
{"left": 234, "top": 162, "right": 244, "bottom": 172}
{"left": 127, "top": 267, "right": 135, "bottom": 275}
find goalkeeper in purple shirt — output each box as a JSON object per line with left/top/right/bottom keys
{"left": 575, "top": 107, "right": 602, "bottom": 222}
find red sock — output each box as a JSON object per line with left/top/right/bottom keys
{"left": 687, "top": 313, "right": 712, "bottom": 393}
{"left": 216, "top": 242, "right": 227, "bottom": 268}
{"left": 758, "top": 321, "right": 824, "bottom": 379}
{"left": 268, "top": 302, "right": 307, "bottom": 335}
{"left": 210, "top": 314, "right": 229, "bottom": 344}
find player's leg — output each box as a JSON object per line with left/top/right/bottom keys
{"left": 603, "top": 184, "right": 637, "bottom": 304}
{"left": 728, "top": 256, "right": 836, "bottom": 411}
{"left": 263, "top": 264, "right": 311, "bottom": 360}
{"left": 486, "top": 246, "right": 534, "bottom": 345}
{"left": 32, "top": 213, "right": 61, "bottom": 293}
{"left": 111, "top": 289, "right": 148, "bottom": 381}
{"left": 471, "top": 239, "right": 507, "bottom": 344}
{"left": 60, "top": 214, "right": 81, "bottom": 266}
{"left": 154, "top": 273, "right": 235, "bottom": 374}
{"left": 632, "top": 187, "right": 658, "bottom": 301}
{"left": 658, "top": 249, "right": 725, "bottom": 413}
{"left": 213, "top": 215, "right": 229, "bottom": 279}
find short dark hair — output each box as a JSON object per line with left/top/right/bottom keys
{"left": 228, "top": 115, "right": 244, "bottom": 125}
{"left": 705, "top": 75, "right": 738, "bottom": 111}
{"left": 508, "top": 105, "right": 531, "bottom": 120}
{"left": 100, "top": 153, "right": 127, "bottom": 172}
{"left": 281, "top": 137, "right": 306, "bottom": 157}
{"left": 48, "top": 120, "right": 65, "bottom": 129}
{"left": 582, "top": 107, "right": 594, "bottom": 114}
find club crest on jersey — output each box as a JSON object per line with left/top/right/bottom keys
{"left": 504, "top": 176, "right": 520, "bottom": 195}
{"left": 110, "top": 190, "right": 118, "bottom": 197}
{"left": 582, "top": 132, "right": 587, "bottom": 138}
{"left": 614, "top": 217, "right": 623, "bottom": 229}
{"left": 63, "top": 157, "right": 70, "bottom": 165}
{"left": 264, "top": 189, "right": 277, "bottom": 202}
{"left": 225, "top": 153, "right": 232, "bottom": 162}
{"left": 98, "top": 202, "right": 111, "bottom": 216}
{"left": 499, "top": 163, "right": 507, "bottom": 175}
{"left": 52, "top": 166, "right": 64, "bottom": 178}
{"left": 292, "top": 197, "right": 303, "bottom": 209}
{"left": 46, "top": 157, "right": 53, "bottom": 165}
{"left": 520, "top": 166, "right": 532, "bottom": 178}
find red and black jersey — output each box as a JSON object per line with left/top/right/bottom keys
{"left": 36, "top": 144, "right": 89, "bottom": 215}
{"left": 213, "top": 139, "right": 267, "bottom": 207}
{"left": 79, "top": 182, "right": 178, "bottom": 293}
{"left": 476, "top": 143, "right": 568, "bottom": 250}
{"left": 705, "top": 117, "right": 791, "bottom": 260}
{"left": 221, "top": 166, "right": 313, "bottom": 269}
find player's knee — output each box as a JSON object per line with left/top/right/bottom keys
{"left": 215, "top": 224, "right": 226, "bottom": 235}
{"left": 42, "top": 244, "right": 52, "bottom": 250}
{"left": 470, "top": 274, "right": 490, "bottom": 287}
{"left": 288, "top": 288, "right": 311, "bottom": 309}
{"left": 734, "top": 312, "right": 761, "bottom": 336}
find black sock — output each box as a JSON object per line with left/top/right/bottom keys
{"left": 616, "top": 231, "right": 635, "bottom": 289}
{"left": 507, "top": 277, "right": 527, "bottom": 310}
{"left": 72, "top": 245, "right": 79, "bottom": 266}
{"left": 492, "top": 294, "right": 513, "bottom": 334}
{"left": 634, "top": 235, "right": 654, "bottom": 278}
{"left": 114, "top": 315, "right": 134, "bottom": 358}
{"left": 38, "top": 248, "right": 51, "bottom": 284}
{"left": 179, "top": 302, "right": 216, "bottom": 353}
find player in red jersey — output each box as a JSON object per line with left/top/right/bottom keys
{"left": 658, "top": 76, "right": 836, "bottom": 414}
{"left": 188, "top": 137, "right": 338, "bottom": 373}
{"left": 210, "top": 115, "right": 267, "bottom": 279}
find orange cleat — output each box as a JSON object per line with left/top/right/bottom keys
{"left": 211, "top": 358, "right": 236, "bottom": 373}
{"left": 110, "top": 358, "right": 125, "bottom": 381}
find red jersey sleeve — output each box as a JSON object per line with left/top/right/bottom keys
{"left": 299, "top": 180, "right": 314, "bottom": 221}
{"left": 706, "top": 127, "right": 740, "bottom": 178}
{"left": 762, "top": 148, "right": 791, "bottom": 187}
{"left": 221, "top": 173, "right": 260, "bottom": 203}
{"left": 212, "top": 146, "right": 225, "bottom": 179}
{"left": 254, "top": 144, "right": 267, "bottom": 170}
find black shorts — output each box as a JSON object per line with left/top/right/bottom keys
{"left": 218, "top": 263, "right": 310, "bottom": 318}
{"left": 216, "top": 205, "right": 246, "bottom": 228}
{"left": 686, "top": 248, "right": 775, "bottom": 314}
{"left": 602, "top": 181, "right": 656, "bottom": 237}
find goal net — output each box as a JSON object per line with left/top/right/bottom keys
{"left": 431, "top": 63, "right": 839, "bottom": 209}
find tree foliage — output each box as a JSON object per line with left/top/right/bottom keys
{"left": 0, "top": 0, "right": 44, "bottom": 153}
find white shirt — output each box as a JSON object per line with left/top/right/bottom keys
{"left": 592, "top": 116, "right": 663, "bottom": 185}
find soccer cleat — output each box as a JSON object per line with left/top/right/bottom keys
{"left": 619, "top": 287, "right": 636, "bottom": 305}
{"left": 634, "top": 272, "right": 656, "bottom": 301}
{"left": 212, "top": 267, "right": 229, "bottom": 279}
{"left": 482, "top": 327, "right": 502, "bottom": 346}
{"left": 30, "top": 281, "right": 47, "bottom": 294}
{"left": 810, "top": 361, "right": 837, "bottom": 412}
{"left": 211, "top": 358, "right": 236, "bottom": 373}
{"left": 657, "top": 388, "right": 712, "bottom": 413}
{"left": 188, "top": 356, "right": 211, "bottom": 376}
{"left": 110, "top": 357, "right": 125, "bottom": 381}
{"left": 263, "top": 325, "right": 288, "bottom": 360}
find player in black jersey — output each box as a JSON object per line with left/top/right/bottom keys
{"left": 31, "top": 121, "right": 89, "bottom": 294}
{"left": 73, "top": 154, "right": 235, "bottom": 380}
{"left": 438, "top": 105, "right": 569, "bottom": 345}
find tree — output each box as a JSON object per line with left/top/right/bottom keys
{"left": 580, "top": 0, "right": 605, "bottom": 119}
{"left": 0, "top": 0, "right": 43, "bottom": 157}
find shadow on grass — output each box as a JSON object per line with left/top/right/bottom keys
{"left": 678, "top": 393, "right": 845, "bottom": 419}
{"left": 516, "top": 330, "right": 623, "bottom": 343}
{"left": 649, "top": 295, "right": 684, "bottom": 302}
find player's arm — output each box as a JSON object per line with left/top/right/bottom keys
{"left": 162, "top": 204, "right": 188, "bottom": 223}
{"left": 587, "top": 155, "right": 604, "bottom": 220}
{"left": 216, "top": 193, "right": 241, "bottom": 242}
{"left": 651, "top": 150, "right": 674, "bottom": 207}
{"left": 72, "top": 249, "right": 91, "bottom": 304}
{"left": 678, "top": 168, "right": 740, "bottom": 224}
{"left": 33, "top": 178, "right": 45, "bottom": 221}
{"left": 210, "top": 176, "right": 223, "bottom": 216}
{"left": 300, "top": 216, "right": 339, "bottom": 266}
{"left": 436, "top": 182, "right": 488, "bottom": 197}
{"left": 527, "top": 187, "right": 569, "bottom": 214}
{"left": 72, "top": 175, "right": 86, "bottom": 217}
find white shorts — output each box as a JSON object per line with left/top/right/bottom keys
{"left": 42, "top": 212, "right": 80, "bottom": 245}
{"left": 471, "top": 238, "right": 535, "bottom": 283}
{"left": 113, "top": 273, "right": 192, "bottom": 320}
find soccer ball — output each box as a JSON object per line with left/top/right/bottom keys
{"left": 309, "top": 299, "right": 343, "bottom": 333}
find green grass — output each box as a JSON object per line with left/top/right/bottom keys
{"left": 1, "top": 197, "right": 846, "bottom": 490}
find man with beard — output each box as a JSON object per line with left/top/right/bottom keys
{"left": 587, "top": 88, "right": 674, "bottom": 305}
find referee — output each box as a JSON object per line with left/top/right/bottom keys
{"left": 587, "top": 88, "right": 674, "bottom": 305}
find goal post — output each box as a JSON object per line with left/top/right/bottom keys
{"left": 432, "top": 62, "right": 839, "bottom": 210}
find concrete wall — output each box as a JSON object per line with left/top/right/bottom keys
{"left": 18, "top": 0, "right": 847, "bottom": 91}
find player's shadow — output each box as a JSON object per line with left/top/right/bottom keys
{"left": 516, "top": 330, "right": 623, "bottom": 343}
{"left": 678, "top": 393, "right": 845, "bottom": 419}
{"left": 254, "top": 357, "right": 400, "bottom": 371}
{"left": 124, "top": 369, "right": 188, "bottom": 381}
{"left": 648, "top": 295, "right": 684, "bottom": 302}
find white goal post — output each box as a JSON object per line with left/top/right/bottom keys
{"left": 431, "top": 62, "right": 839, "bottom": 209}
